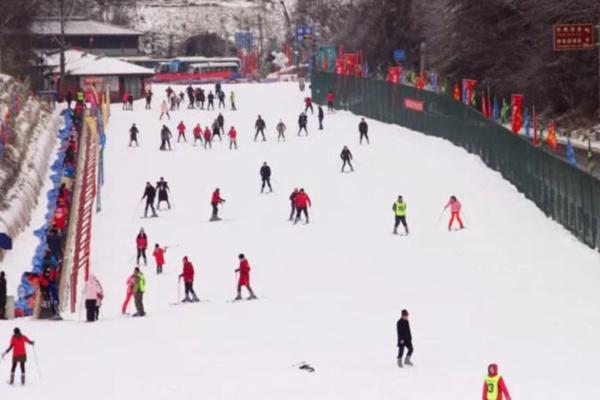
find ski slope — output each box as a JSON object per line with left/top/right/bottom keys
{"left": 3, "top": 82, "right": 600, "bottom": 400}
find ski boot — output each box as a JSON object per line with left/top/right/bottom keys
{"left": 234, "top": 294, "right": 242, "bottom": 301}
{"left": 192, "top": 295, "right": 200, "bottom": 303}
{"left": 248, "top": 293, "right": 257, "bottom": 300}
{"left": 21, "top": 374, "right": 25, "bottom": 386}
{"left": 9, "top": 373, "right": 14, "bottom": 385}
{"left": 397, "top": 358, "right": 403, "bottom": 368}
{"left": 182, "top": 296, "right": 191, "bottom": 303}
{"left": 404, "top": 356, "right": 413, "bottom": 366}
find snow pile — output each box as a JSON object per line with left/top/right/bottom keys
{"left": 2, "top": 82, "right": 600, "bottom": 399}
{"left": 0, "top": 77, "right": 59, "bottom": 260}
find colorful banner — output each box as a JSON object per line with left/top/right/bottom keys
{"left": 547, "top": 120, "right": 558, "bottom": 151}
{"left": 462, "top": 79, "right": 477, "bottom": 105}
{"left": 511, "top": 94, "right": 524, "bottom": 134}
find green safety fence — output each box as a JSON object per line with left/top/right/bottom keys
{"left": 312, "top": 70, "right": 600, "bottom": 252}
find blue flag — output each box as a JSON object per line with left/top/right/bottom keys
{"left": 492, "top": 97, "right": 500, "bottom": 121}
{"left": 524, "top": 108, "right": 531, "bottom": 137}
{"left": 567, "top": 138, "right": 577, "bottom": 166}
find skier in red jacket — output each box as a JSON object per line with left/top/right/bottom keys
{"left": 176, "top": 121, "right": 186, "bottom": 142}
{"left": 179, "top": 256, "right": 199, "bottom": 302}
{"left": 193, "top": 123, "right": 203, "bottom": 146}
{"left": 326, "top": 90, "right": 335, "bottom": 111}
{"left": 210, "top": 188, "right": 226, "bottom": 221}
{"left": 228, "top": 126, "right": 238, "bottom": 150}
{"left": 2, "top": 327, "right": 34, "bottom": 386}
{"left": 293, "top": 188, "right": 312, "bottom": 224}
{"left": 203, "top": 126, "right": 212, "bottom": 149}
{"left": 135, "top": 228, "right": 148, "bottom": 266}
{"left": 235, "top": 254, "right": 257, "bottom": 300}
{"left": 152, "top": 244, "right": 166, "bottom": 274}
{"left": 304, "top": 97, "right": 314, "bottom": 114}
{"left": 482, "top": 364, "right": 512, "bottom": 400}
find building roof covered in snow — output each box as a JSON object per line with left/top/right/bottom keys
{"left": 45, "top": 49, "right": 154, "bottom": 76}
{"left": 32, "top": 18, "right": 143, "bottom": 37}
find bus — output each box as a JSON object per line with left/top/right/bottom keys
{"left": 154, "top": 56, "right": 242, "bottom": 82}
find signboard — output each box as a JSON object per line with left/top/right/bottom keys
{"left": 404, "top": 98, "right": 424, "bottom": 112}
{"left": 235, "top": 31, "right": 253, "bottom": 50}
{"left": 393, "top": 49, "right": 406, "bottom": 62}
{"left": 296, "top": 26, "right": 314, "bottom": 43}
{"left": 553, "top": 24, "right": 595, "bottom": 51}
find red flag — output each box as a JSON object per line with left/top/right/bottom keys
{"left": 462, "top": 79, "right": 477, "bottom": 105}
{"left": 511, "top": 94, "right": 524, "bottom": 134}
{"left": 547, "top": 120, "right": 558, "bottom": 151}
{"left": 481, "top": 90, "right": 489, "bottom": 118}
{"left": 533, "top": 107, "right": 539, "bottom": 145}
{"left": 453, "top": 83, "right": 460, "bottom": 101}
{"left": 416, "top": 71, "right": 426, "bottom": 90}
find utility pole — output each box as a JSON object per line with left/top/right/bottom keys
{"left": 597, "top": 19, "right": 600, "bottom": 118}
{"left": 59, "top": 0, "right": 66, "bottom": 89}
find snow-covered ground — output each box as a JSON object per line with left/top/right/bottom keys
{"left": 2, "top": 82, "right": 600, "bottom": 399}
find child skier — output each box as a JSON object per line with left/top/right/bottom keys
{"left": 359, "top": 118, "right": 369, "bottom": 144}
{"left": 304, "top": 97, "right": 314, "bottom": 114}
{"left": 293, "top": 188, "right": 311, "bottom": 224}
{"left": 482, "top": 364, "right": 512, "bottom": 400}
{"left": 129, "top": 123, "right": 139, "bottom": 146}
{"left": 179, "top": 256, "right": 199, "bottom": 302}
{"left": 444, "top": 195, "right": 464, "bottom": 230}
{"left": 326, "top": 90, "right": 335, "bottom": 111}
{"left": 152, "top": 244, "right": 166, "bottom": 274}
{"left": 228, "top": 126, "right": 238, "bottom": 150}
{"left": 122, "top": 272, "right": 136, "bottom": 314}
{"left": 193, "top": 123, "right": 203, "bottom": 146}
{"left": 340, "top": 146, "right": 354, "bottom": 172}
{"left": 235, "top": 254, "right": 257, "bottom": 300}
{"left": 260, "top": 162, "right": 273, "bottom": 193}
{"left": 203, "top": 126, "right": 212, "bottom": 149}
{"left": 159, "top": 100, "right": 170, "bottom": 120}
{"left": 2, "top": 328, "right": 34, "bottom": 385}
{"left": 276, "top": 120, "right": 286, "bottom": 141}
{"left": 156, "top": 177, "right": 171, "bottom": 210}
{"left": 393, "top": 196, "right": 409, "bottom": 235}
{"left": 255, "top": 115, "right": 267, "bottom": 142}
{"left": 289, "top": 188, "right": 299, "bottom": 221}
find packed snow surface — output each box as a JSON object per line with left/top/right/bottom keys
{"left": 2, "top": 82, "right": 600, "bottom": 400}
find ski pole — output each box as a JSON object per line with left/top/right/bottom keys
{"left": 461, "top": 209, "right": 470, "bottom": 226}
{"left": 177, "top": 278, "right": 181, "bottom": 303}
{"left": 436, "top": 208, "right": 446, "bottom": 225}
{"left": 32, "top": 346, "right": 42, "bottom": 380}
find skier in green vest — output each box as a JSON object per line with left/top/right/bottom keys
{"left": 392, "top": 195, "right": 409, "bottom": 235}
{"left": 133, "top": 267, "right": 146, "bottom": 317}
{"left": 482, "top": 364, "right": 512, "bottom": 400}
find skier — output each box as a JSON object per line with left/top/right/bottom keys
{"left": 121, "top": 272, "right": 136, "bottom": 314}
{"left": 482, "top": 364, "right": 512, "bottom": 400}
{"left": 207, "top": 91, "right": 215, "bottom": 110}
{"left": 2, "top": 328, "right": 34, "bottom": 386}
{"left": 444, "top": 195, "right": 464, "bottom": 231}
{"left": 340, "top": 146, "right": 354, "bottom": 172}
{"left": 193, "top": 123, "right": 203, "bottom": 146}
{"left": 359, "top": 118, "right": 369, "bottom": 144}
{"left": 122, "top": 91, "right": 129, "bottom": 110}
{"left": 203, "top": 126, "right": 212, "bottom": 149}
{"left": 298, "top": 112, "right": 308, "bottom": 136}
{"left": 145, "top": 89, "right": 153, "bottom": 109}
{"left": 293, "top": 188, "right": 311, "bottom": 224}
{"left": 186, "top": 85, "right": 195, "bottom": 109}
{"left": 212, "top": 119, "right": 222, "bottom": 142}
{"left": 159, "top": 100, "right": 170, "bottom": 120}
{"left": 210, "top": 188, "right": 226, "bottom": 221}
{"left": 304, "top": 96, "right": 314, "bottom": 114}
{"left": 255, "top": 115, "right": 267, "bottom": 141}
{"left": 228, "top": 126, "right": 238, "bottom": 150}
{"left": 129, "top": 123, "right": 139, "bottom": 146}
{"left": 156, "top": 177, "right": 171, "bottom": 210}
{"left": 217, "top": 113, "right": 225, "bottom": 135}
{"left": 234, "top": 254, "right": 257, "bottom": 300}
{"left": 65, "top": 91, "right": 73, "bottom": 109}
{"left": 318, "top": 105, "right": 324, "bottom": 130}
{"left": 326, "top": 90, "right": 335, "bottom": 111}
{"left": 176, "top": 121, "right": 186, "bottom": 142}
{"left": 160, "top": 125, "right": 172, "bottom": 151}
{"left": 127, "top": 93, "right": 134, "bottom": 111}
{"left": 135, "top": 228, "right": 148, "bottom": 265}
{"left": 132, "top": 267, "right": 146, "bottom": 317}
{"left": 289, "top": 188, "right": 299, "bottom": 221}
{"left": 276, "top": 119, "right": 286, "bottom": 141}
{"left": 260, "top": 162, "right": 273, "bottom": 193}
{"left": 218, "top": 90, "right": 226, "bottom": 109}
{"left": 230, "top": 90, "right": 236, "bottom": 110}
{"left": 198, "top": 89, "right": 206, "bottom": 109}
{"left": 142, "top": 182, "right": 158, "bottom": 218}
{"left": 153, "top": 244, "right": 166, "bottom": 274}
{"left": 396, "top": 309, "right": 413, "bottom": 367}
{"left": 179, "top": 256, "right": 199, "bottom": 302}
{"left": 393, "top": 196, "right": 409, "bottom": 235}
{"left": 0, "top": 271, "right": 6, "bottom": 320}
{"left": 165, "top": 86, "right": 174, "bottom": 99}
{"left": 84, "top": 274, "right": 103, "bottom": 322}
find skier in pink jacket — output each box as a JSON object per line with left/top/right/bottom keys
{"left": 444, "top": 195, "right": 464, "bottom": 231}
{"left": 121, "top": 273, "right": 136, "bottom": 314}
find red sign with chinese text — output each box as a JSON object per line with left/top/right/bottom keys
{"left": 404, "top": 98, "right": 424, "bottom": 112}
{"left": 553, "top": 24, "right": 595, "bottom": 51}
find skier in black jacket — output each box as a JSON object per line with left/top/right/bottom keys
{"left": 260, "top": 162, "right": 272, "bottom": 193}
{"left": 288, "top": 188, "right": 299, "bottom": 221}
{"left": 217, "top": 113, "right": 225, "bottom": 135}
{"left": 160, "top": 125, "right": 172, "bottom": 151}
{"left": 318, "top": 105, "right": 324, "bottom": 130}
{"left": 359, "top": 118, "right": 369, "bottom": 144}
{"left": 207, "top": 91, "right": 215, "bottom": 110}
{"left": 396, "top": 309, "right": 413, "bottom": 368}
{"left": 340, "top": 146, "right": 354, "bottom": 172}
{"left": 298, "top": 112, "right": 308, "bottom": 136}
{"left": 142, "top": 182, "right": 158, "bottom": 218}
{"left": 129, "top": 123, "right": 139, "bottom": 146}
{"left": 255, "top": 115, "right": 266, "bottom": 141}
{"left": 156, "top": 177, "right": 171, "bottom": 210}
